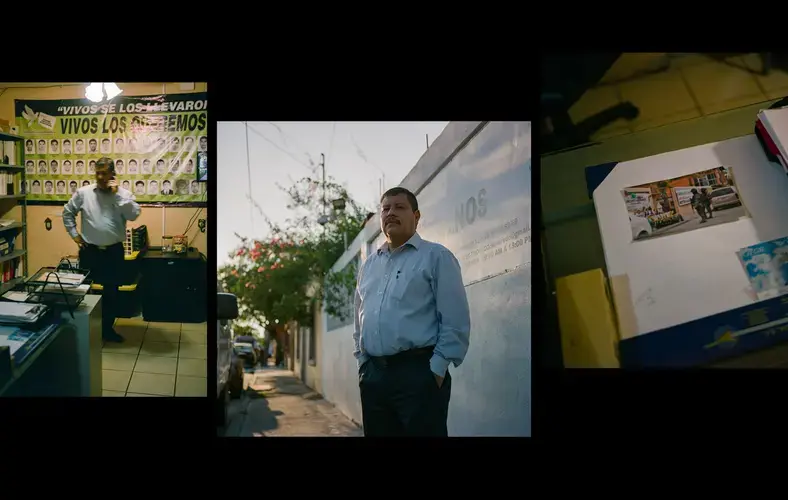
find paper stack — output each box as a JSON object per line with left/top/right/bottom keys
{"left": 758, "top": 107, "right": 788, "bottom": 174}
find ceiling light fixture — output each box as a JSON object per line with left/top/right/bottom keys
{"left": 85, "top": 82, "right": 123, "bottom": 103}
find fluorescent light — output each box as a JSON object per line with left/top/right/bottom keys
{"left": 85, "top": 82, "right": 104, "bottom": 103}
{"left": 104, "top": 82, "right": 122, "bottom": 100}
{"left": 84, "top": 82, "right": 123, "bottom": 102}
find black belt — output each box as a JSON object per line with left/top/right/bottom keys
{"left": 369, "top": 345, "right": 435, "bottom": 368}
{"left": 86, "top": 242, "right": 123, "bottom": 250}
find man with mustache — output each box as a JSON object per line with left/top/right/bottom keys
{"left": 353, "top": 187, "right": 470, "bottom": 436}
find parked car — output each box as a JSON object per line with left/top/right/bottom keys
{"left": 217, "top": 283, "right": 244, "bottom": 428}
{"left": 234, "top": 341, "right": 258, "bottom": 368}
{"left": 630, "top": 215, "right": 653, "bottom": 240}
{"left": 709, "top": 186, "right": 741, "bottom": 211}
{"left": 234, "top": 335, "right": 264, "bottom": 363}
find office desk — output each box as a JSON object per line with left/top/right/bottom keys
{"left": 141, "top": 249, "right": 206, "bottom": 323}
{"left": 60, "top": 295, "right": 102, "bottom": 396}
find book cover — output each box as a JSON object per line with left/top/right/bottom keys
{"left": 737, "top": 236, "right": 788, "bottom": 299}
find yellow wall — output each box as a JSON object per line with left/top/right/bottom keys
{"left": 0, "top": 82, "right": 208, "bottom": 273}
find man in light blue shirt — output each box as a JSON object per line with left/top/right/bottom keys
{"left": 354, "top": 187, "right": 471, "bottom": 436}
{"left": 63, "top": 157, "right": 141, "bottom": 342}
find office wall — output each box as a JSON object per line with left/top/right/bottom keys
{"left": 0, "top": 83, "right": 208, "bottom": 273}
{"left": 319, "top": 121, "right": 531, "bottom": 436}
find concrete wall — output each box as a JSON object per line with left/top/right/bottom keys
{"left": 319, "top": 121, "right": 531, "bottom": 436}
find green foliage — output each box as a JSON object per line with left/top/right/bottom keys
{"left": 219, "top": 175, "right": 369, "bottom": 329}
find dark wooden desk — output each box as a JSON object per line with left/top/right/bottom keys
{"left": 141, "top": 248, "right": 206, "bottom": 323}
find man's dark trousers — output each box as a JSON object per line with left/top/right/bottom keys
{"left": 79, "top": 242, "right": 124, "bottom": 338}
{"left": 359, "top": 346, "right": 451, "bottom": 436}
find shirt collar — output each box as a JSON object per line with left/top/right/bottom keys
{"left": 378, "top": 231, "right": 422, "bottom": 255}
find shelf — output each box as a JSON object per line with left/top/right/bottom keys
{"left": 0, "top": 132, "right": 23, "bottom": 142}
{"left": 0, "top": 223, "right": 23, "bottom": 233}
{"left": 0, "top": 250, "right": 25, "bottom": 264}
{"left": 0, "top": 195, "right": 24, "bottom": 201}
{"left": 0, "top": 165, "right": 23, "bottom": 171}
{"left": 0, "top": 276, "right": 25, "bottom": 296}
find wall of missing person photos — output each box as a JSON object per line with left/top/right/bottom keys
{"left": 0, "top": 83, "right": 208, "bottom": 274}
{"left": 16, "top": 92, "right": 208, "bottom": 205}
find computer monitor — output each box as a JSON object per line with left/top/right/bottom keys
{"left": 196, "top": 151, "right": 207, "bottom": 182}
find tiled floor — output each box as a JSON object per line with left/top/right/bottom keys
{"left": 568, "top": 53, "right": 788, "bottom": 142}
{"left": 101, "top": 317, "right": 207, "bottom": 397}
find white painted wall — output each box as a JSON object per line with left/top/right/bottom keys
{"left": 320, "top": 121, "right": 531, "bottom": 436}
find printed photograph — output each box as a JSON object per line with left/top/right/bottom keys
{"left": 31, "top": 180, "right": 40, "bottom": 194}
{"left": 155, "top": 158, "right": 167, "bottom": 175}
{"left": 88, "top": 138, "right": 98, "bottom": 153}
{"left": 170, "top": 159, "right": 180, "bottom": 174}
{"left": 198, "top": 135, "right": 207, "bottom": 152}
{"left": 184, "top": 157, "right": 195, "bottom": 174}
{"left": 88, "top": 160, "right": 96, "bottom": 174}
{"left": 121, "top": 180, "right": 131, "bottom": 191}
{"left": 50, "top": 139, "right": 59, "bottom": 154}
{"left": 115, "top": 159, "right": 125, "bottom": 175}
{"left": 56, "top": 180, "right": 66, "bottom": 195}
{"left": 170, "top": 136, "right": 181, "bottom": 152}
{"left": 115, "top": 137, "right": 125, "bottom": 153}
{"left": 141, "top": 158, "right": 152, "bottom": 174}
{"left": 75, "top": 160, "right": 85, "bottom": 175}
{"left": 25, "top": 160, "right": 34, "bottom": 174}
{"left": 69, "top": 180, "right": 78, "bottom": 194}
{"left": 100, "top": 138, "right": 111, "bottom": 154}
{"left": 75, "top": 139, "right": 86, "bottom": 153}
{"left": 37, "top": 160, "right": 47, "bottom": 174}
{"left": 148, "top": 179, "right": 159, "bottom": 195}
{"left": 62, "top": 139, "right": 72, "bottom": 155}
{"left": 62, "top": 159, "right": 73, "bottom": 174}
{"left": 128, "top": 159, "right": 138, "bottom": 174}
{"left": 161, "top": 179, "right": 174, "bottom": 195}
{"left": 82, "top": 179, "right": 91, "bottom": 187}
{"left": 134, "top": 180, "right": 146, "bottom": 195}
{"left": 128, "top": 137, "right": 139, "bottom": 153}
{"left": 50, "top": 159, "right": 59, "bottom": 175}
{"left": 37, "top": 139, "right": 47, "bottom": 154}
{"left": 622, "top": 166, "right": 744, "bottom": 242}
{"left": 184, "top": 136, "right": 195, "bottom": 152}
{"left": 25, "top": 139, "right": 34, "bottom": 154}
{"left": 175, "top": 179, "right": 189, "bottom": 195}
{"left": 738, "top": 236, "right": 788, "bottom": 300}
{"left": 44, "top": 180, "right": 54, "bottom": 194}
{"left": 190, "top": 180, "right": 200, "bottom": 195}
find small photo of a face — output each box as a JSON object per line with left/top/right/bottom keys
{"left": 175, "top": 179, "right": 189, "bottom": 195}
{"left": 76, "top": 139, "right": 85, "bottom": 153}
{"left": 134, "top": 181, "right": 146, "bottom": 195}
{"left": 38, "top": 160, "right": 47, "bottom": 174}
{"left": 63, "top": 139, "right": 72, "bottom": 154}
{"left": 100, "top": 138, "right": 111, "bottom": 154}
{"left": 156, "top": 159, "right": 166, "bottom": 175}
{"left": 199, "top": 136, "right": 207, "bottom": 152}
{"left": 128, "top": 159, "right": 138, "bottom": 174}
{"left": 25, "top": 140, "right": 34, "bottom": 153}
{"left": 161, "top": 180, "right": 172, "bottom": 194}
{"left": 50, "top": 160, "right": 59, "bottom": 174}
{"left": 50, "top": 139, "right": 59, "bottom": 153}
{"left": 44, "top": 181, "right": 54, "bottom": 194}
{"left": 121, "top": 180, "right": 130, "bottom": 191}
{"left": 62, "top": 160, "right": 72, "bottom": 174}
{"left": 184, "top": 158, "right": 194, "bottom": 173}
{"left": 56, "top": 181, "right": 66, "bottom": 194}
{"left": 170, "top": 159, "right": 180, "bottom": 174}
{"left": 184, "top": 136, "right": 195, "bottom": 151}
{"left": 25, "top": 161, "right": 34, "bottom": 174}
{"left": 32, "top": 181, "right": 41, "bottom": 194}
{"left": 148, "top": 180, "right": 159, "bottom": 195}
{"left": 141, "top": 159, "right": 152, "bottom": 174}
{"left": 37, "top": 139, "right": 47, "bottom": 154}
{"left": 82, "top": 180, "right": 90, "bottom": 187}
{"left": 170, "top": 137, "right": 181, "bottom": 152}
{"left": 115, "top": 159, "right": 125, "bottom": 175}
{"left": 157, "top": 138, "right": 166, "bottom": 152}
{"left": 75, "top": 160, "right": 85, "bottom": 174}
{"left": 129, "top": 138, "right": 138, "bottom": 152}
{"left": 115, "top": 138, "right": 124, "bottom": 153}
{"left": 69, "top": 181, "right": 78, "bottom": 194}
{"left": 88, "top": 160, "right": 96, "bottom": 174}
{"left": 88, "top": 139, "right": 98, "bottom": 153}
{"left": 190, "top": 180, "right": 201, "bottom": 195}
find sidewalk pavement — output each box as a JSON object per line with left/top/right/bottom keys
{"left": 222, "top": 368, "right": 363, "bottom": 437}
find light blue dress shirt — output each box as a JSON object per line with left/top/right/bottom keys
{"left": 62, "top": 184, "right": 141, "bottom": 246}
{"left": 353, "top": 232, "right": 471, "bottom": 377}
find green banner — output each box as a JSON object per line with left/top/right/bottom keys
{"left": 15, "top": 92, "right": 208, "bottom": 205}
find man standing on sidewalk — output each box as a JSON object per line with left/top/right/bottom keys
{"left": 63, "top": 157, "right": 141, "bottom": 343}
{"left": 353, "top": 187, "right": 471, "bottom": 436}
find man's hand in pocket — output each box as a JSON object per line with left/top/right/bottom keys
{"left": 434, "top": 373, "right": 444, "bottom": 388}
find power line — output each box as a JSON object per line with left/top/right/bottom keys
{"left": 265, "top": 121, "right": 315, "bottom": 165}
{"left": 247, "top": 123, "right": 315, "bottom": 173}
{"left": 245, "top": 122, "right": 254, "bottom": 233}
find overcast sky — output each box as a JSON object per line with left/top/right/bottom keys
{"left": 217, "top": 121, "right": 449, "bottom": 264}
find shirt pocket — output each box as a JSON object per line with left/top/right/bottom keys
{"left": 390, "top": 263, "right": 432, "bottom": 303}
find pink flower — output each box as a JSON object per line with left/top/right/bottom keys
{"left": 231, "top": 269, "right": 238, "bottom": 276}
{"left": 245, "top": 282, "right": 251, "bottom": 288}
{"left": 257, "top": 266, "right": 265, "bottom": 272}
{"left": 236, "top": 249, "right": 245, "bottom": 256}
